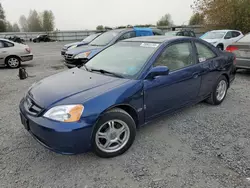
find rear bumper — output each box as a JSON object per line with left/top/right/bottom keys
{"left": 236, "top": 58, "right": 250, "bottom": 69}
{"left": 21, "top": 55, "right": 33, "bottom": 62}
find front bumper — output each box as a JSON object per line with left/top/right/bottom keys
{"left": 236, "top": 58, "right": 250, "bottom": 69}
{"left": 61, "top": 51, "right": 66, "bottom": 56}
{"left": 19, "top": 100, "right": 93, "bottom": 154}
{"left": 64, "top": 58, "right": 88, "bottom": 67}
{"left": 21, "top": 54, "right": 33, "bottom": 62}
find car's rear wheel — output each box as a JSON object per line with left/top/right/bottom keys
{"left": 206, "top": 75, "right": 228, "bottom": 105}
{"left": 6, "top": 56, "right": 21, "bottom": 68}
{"left": 92, "top": 108, "right": 136, "bottom": 158}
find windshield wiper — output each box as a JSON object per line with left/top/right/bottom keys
{"left": 90, "top": 69, "right": 124, "bottom": 78}
{"left": 79, "top": 64, "right": 90, "bottom": 71}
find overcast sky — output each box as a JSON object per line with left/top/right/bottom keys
{"left": 1, "top": 0, "right": 194, "bottom": 30}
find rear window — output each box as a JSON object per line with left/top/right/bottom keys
{"left": 238, "top": 33, "right": 250, "bottom": 42}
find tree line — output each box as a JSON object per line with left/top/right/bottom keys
{"left": 0, "top": 3, "right": 55, "bottom": 32}
{"left": 190, "top": 0, "right": 250, "bottom": 33}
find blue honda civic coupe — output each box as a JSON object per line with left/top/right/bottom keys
{"left": 20, "top": 36, "right": 236, "bottom": 158}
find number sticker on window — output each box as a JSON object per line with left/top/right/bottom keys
{"left": 199, "top": 57, "right": 206, "bottom": 62}
{"left": 140, "top": 43, "right": 159, "bottom": 48}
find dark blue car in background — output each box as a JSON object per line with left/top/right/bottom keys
{"left": 61, "top": 32, "right": 103, "bottom": 56}
{"left": 64, "top": 27, "right": 163, "bottom": 68}
{"left": 20, "top": 36, "right": 236, "bottom": 158}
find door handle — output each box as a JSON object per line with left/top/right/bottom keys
{"left": 192, "top": 72, "right": 199, "bottom": 79}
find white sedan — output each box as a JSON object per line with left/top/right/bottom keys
{"left": 200, "top": 30, "right": 244, "bottom": 50}
{"left": 0, "top": 39, "right": 33, "bottom": 68}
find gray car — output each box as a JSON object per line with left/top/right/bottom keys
{"left": 0, "top": 38, "right": 33, "bottom": 68}
{"left": 226, "top": 33, "right": 250, "bottom": 70}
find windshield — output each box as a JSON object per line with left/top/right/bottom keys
{"left": 238, "top": 33, "right": 250, "bottom": 42}
{"left": 82, "top": 33, "right": 100, "bottom": 43}
{"left": 89, "top": 31, "right": 119, "bottom": 46}
{"left": 165, "top": 31, "right": 178, "bottom": 36}
{"left": 85, "top": 42, "right": 159, "bottom": 78}
{"left": 201, "top": 32, "right": 226, "bottom": 39}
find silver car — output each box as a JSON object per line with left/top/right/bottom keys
{"left": 226, "top": 33, "right": 250, "bottom": 70}
{"left": 0, "top": 39, "right": 33, "bottom": 68}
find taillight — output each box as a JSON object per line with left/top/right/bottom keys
{"left": 25, "top": 48, "right": 31, "bottom": 53}
{"left": 226, "top": 46, "right": 238, "bottom": 52}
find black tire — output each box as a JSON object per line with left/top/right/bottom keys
{"left": 206, "top": 75, "right": 228, "bottom": 105}
{"left": 216, "top": 44, "right": 224, "bottom": 51}
{"left": 6, "top": 56, "right": 21, "bottom": 69}
{"left": 92, "top": 108, "right": 136, "bottom": 158}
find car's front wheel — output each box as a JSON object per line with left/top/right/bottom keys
{"left": 92, "top": 108, "right": 136, "bottom": 158}
{"left": 206, "top": 75, "right": 228, "bottom": 105}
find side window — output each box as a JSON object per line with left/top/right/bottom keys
{"left": 176, "top": 32, "right": 183, "bottom": 36}
{"left": 183, "top": 31, "right": 189, "bottom": 36}
{"left": 154, "top": 42, "right": 194, "bottom": 71}
{"left": 195, "top": 42, "right": 216, "bottom": 62}
{"left": 232, "top": 31, "right": 240, "bottom": 38}
{"left": 0, "top": 41, "right": 4, "bottom": 48}
{"left": 224, "top": 31, "right": 233, "bottom": 39}
{"left": 117, "top": 32, "right": 136, "bottom": 41}
{"left": 3, "top": 41, "right": 14, "bottom": 47}
{"left": 190, "top": 31, "right": 195, "bottom": 37}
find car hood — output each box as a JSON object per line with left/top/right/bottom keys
{"left": 64, "top": 41, "right": 88, "bottom": 48}
{"left": 28, "top": 68, "right": 128, "bottom": 108}
{"left": 67, "top": 45, "right": 104, "bottom": 55}
{"left": 203, "top": 39, "right": 220, "bottom": 43}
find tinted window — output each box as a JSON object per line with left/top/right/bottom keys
{"left": 238, "top": 33, "right": 250, "bottom": 42}
{"left": 195, "top": 42, "right": 216, "bottom": 62}
{"left": 225, "top": 31, "right": 233, "bottom": 39}
{"left": 117, "top": 32, "right": 136, "bottom": 41}
{"left": 4, "top": 41, "right": 14, "bottom": 47}
{"left": 176, "top": 32, "right": 184, "bottom": 36}
{"left": 89, "top": 31, "right": 120, "bottom": 46}
{"left": 190, "top": 31, "right": 195, "bottom": 37}
{"left": 232, "top": 31, "right": 240, "bottom": 38}
{"left": 183, "top": 31, "right": 189, "bottom": 36}
{"left": 154, "top": 42, "right": 194, "bottom": 71}
{"left": 0, "top": 41, "right": 4, "bottom": 48}
{"left": 86, "top": 42, "right": 158, "bottom": 78}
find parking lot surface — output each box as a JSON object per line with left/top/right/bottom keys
{"left": 0, "top": 42, "right": 250, "bottom": 188}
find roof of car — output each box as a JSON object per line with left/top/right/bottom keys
{"left": 0, "top": 38, "right": 14, "bottom": 42}
{"left": 210, "top": 30, "right": 241, "bottom": 32}
{"left": 123, "top": 36, "right": 185, "bottom": 43}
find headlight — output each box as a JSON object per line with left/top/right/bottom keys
{"left": 44, "top": 105, "right": 84, "bottom": 122}
{"left": 68, "top": 45, "right": 77, "bottom": 50}
{"left": 74, "top": 51, "right": 91, "bottom": 59}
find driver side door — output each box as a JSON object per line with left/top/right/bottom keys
{"left": 143, "top": 41, "right": 202, "bottom": 120}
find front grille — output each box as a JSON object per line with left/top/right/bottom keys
{"left": 65, "top": 53, "right": 74, "bottom": 59}
{"left": 24, "top": 97, "right": 43, "bottom": 116}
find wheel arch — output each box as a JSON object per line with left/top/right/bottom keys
{"left": 217, "top": 43, "right": 224, "bottom": 50}
{"left": 221, "top": 73, "right": 230, "bottom": 88}
{"left": 100, "top": 104, "right": 139, "bottom": 128}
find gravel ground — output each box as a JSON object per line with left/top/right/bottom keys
{"left": 0, "top": 42, "right": 250, "bottom": 188}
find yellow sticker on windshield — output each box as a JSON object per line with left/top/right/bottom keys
{"left": 140, "top": 43, "right": 159, "bottom": 48}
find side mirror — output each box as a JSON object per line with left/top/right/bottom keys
{"left": 146, "top": 66, "right": 169, "bottom": 79}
